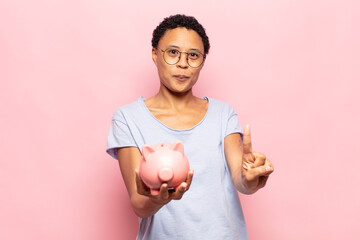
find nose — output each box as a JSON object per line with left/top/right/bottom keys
{"left": 176, "top": 52, "right": 189, "bottom": 68}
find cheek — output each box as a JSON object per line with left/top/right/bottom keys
{"left": 191, "top": 69, "right": 202, "bottom": 79}
{"left": 160, "top": 64, "right": 176, "bottom": 76}
{"left": 157, "top": 64, "right": 173, "bottom": 82}
{"left": 157, "top": 62, "right": 167, "bottom": 74}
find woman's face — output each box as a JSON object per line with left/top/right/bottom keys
{"left": 152, "top": 27, "right": 206, "bottom": 94}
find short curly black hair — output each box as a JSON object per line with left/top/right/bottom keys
{"left": 152, "top": 14, "right": 210, "bottom": 56}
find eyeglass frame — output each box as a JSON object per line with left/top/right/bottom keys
{"left": 159, "top": 48, "right": 206, "bottom": 68}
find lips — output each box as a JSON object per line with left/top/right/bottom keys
{"left": 173, "top": 75, "right": 190, "bottom": 81}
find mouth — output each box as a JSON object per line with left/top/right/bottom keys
{"left": 173, "top": 75, "right": 190, "bottom": 81}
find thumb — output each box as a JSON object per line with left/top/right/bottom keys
{"left": 246, "top": 165, "right": 271, "bottom": 182}
{"left": 243, "top": 124, "right": 252, "bottom": 154}
{"left": 135, "top": 169, "right": 150, "bottom": 195}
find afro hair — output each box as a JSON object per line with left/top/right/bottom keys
{"left": 152, "top": 14, "right": 210, "bottom": 56}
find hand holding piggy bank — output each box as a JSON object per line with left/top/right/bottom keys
{"left": 139, "top": 141, "right": 190, "bottom": 195}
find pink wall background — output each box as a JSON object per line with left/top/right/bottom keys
{"left": 1, "top": 0, "right": 359, "bottom": 239}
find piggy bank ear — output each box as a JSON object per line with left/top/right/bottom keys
{"left": 142, "top": 145, "right": 155, "bottom": 160}
{"left": 172, "top": 141, "right": 184, "bottom": 156}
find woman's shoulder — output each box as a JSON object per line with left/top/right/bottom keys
{"left": 206, "top": 96, "right": 234, "bottom": 110}
{"left": 111, "top": 97, "right": 144, "bottom": 120}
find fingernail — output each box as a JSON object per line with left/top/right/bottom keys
{"left": 265, "top": 166, "right": 271, "bottom": 171}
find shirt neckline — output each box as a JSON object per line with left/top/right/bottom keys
{"left": 138, "top": 96, "right": 211, "bottom": 132}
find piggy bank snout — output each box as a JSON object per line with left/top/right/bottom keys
{"left": 158, "top": 167, "right": 174, "bottom": 182}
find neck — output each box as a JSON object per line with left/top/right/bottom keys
{"left": 153, "top": 85, "right": 197, "bottom": 109}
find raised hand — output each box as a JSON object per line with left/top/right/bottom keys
{"left": 242, "top": 124, "right": 274, "bottom": 192}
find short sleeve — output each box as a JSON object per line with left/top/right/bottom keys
{"left": 225, "top": 105, "right": 243, "bottom": 138}
{"left": 106, "top": 117, "right": 137, "bottom": 160}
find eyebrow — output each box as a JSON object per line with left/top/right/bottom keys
{"left": 167, "top": 45, "right": 180, "bottom": 49}
{"left": 166, "top": 45, "right": 202, "bottom": 53}
{"left": 189, "top": 48, "right": 201, "bottom": 52}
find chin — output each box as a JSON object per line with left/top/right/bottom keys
{"left": 167, "top": 85, "right": 192, "bottom": 95}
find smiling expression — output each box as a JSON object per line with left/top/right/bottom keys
{"left": 152, "top": 27, "right": 206, "bottom": 94}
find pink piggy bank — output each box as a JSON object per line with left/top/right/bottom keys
{"left": 139, "top": 141, "right": 190, "bottom": 195}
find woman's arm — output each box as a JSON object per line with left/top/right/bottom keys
{"left": 224, "top": 125, "right": 274, "bottom": 195}
{"left": 117, "top": 147, "right": 194, "bottom": 218}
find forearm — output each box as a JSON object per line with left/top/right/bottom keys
{"left": 130, "top": 194, "right": 166, "bottom": 218}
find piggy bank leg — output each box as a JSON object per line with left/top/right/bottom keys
{"left": 150, "top": 189, "right": 160, "bottom": 195}
{"left": 150, "top": 188, "right": 175, "bottom": 195}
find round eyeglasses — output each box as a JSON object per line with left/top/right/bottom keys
{"left": 160, "top": 48, "right": 205, "bottom": 68}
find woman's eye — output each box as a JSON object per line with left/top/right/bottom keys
{"left": 189, "top": 52, "right": 199, "bottom": 59}
{"left": 168, "top": 50, "right": 178, "bottom": 55}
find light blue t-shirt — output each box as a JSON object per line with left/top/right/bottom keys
{"left": 106, "top": 96, "right": 248, "bottom": 240}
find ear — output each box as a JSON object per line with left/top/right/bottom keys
{"left": 172, "top": 141, "right": 184, "bottom": 156}
{"left": 152, "top": 48, "right": 158, "bottom": 65}
{"left": 142, "top": 145, "right": 155, "bottom": 160}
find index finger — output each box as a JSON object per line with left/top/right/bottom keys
{"left": 243, "top": 124, "right": 252, "bottom": 154}
{"left": 159, "top": 183, "right": 170, "bottom": 199}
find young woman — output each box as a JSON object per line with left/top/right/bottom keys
{"left": 107, "top": 14, "right": 274, "bottom": 240}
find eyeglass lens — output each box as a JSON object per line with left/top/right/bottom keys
{"left": 163, "top": 49, "right": 204, "bottom": 68}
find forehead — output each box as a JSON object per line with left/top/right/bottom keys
{"left": 158, "top": 27, "right": 204, "bottom": 51}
